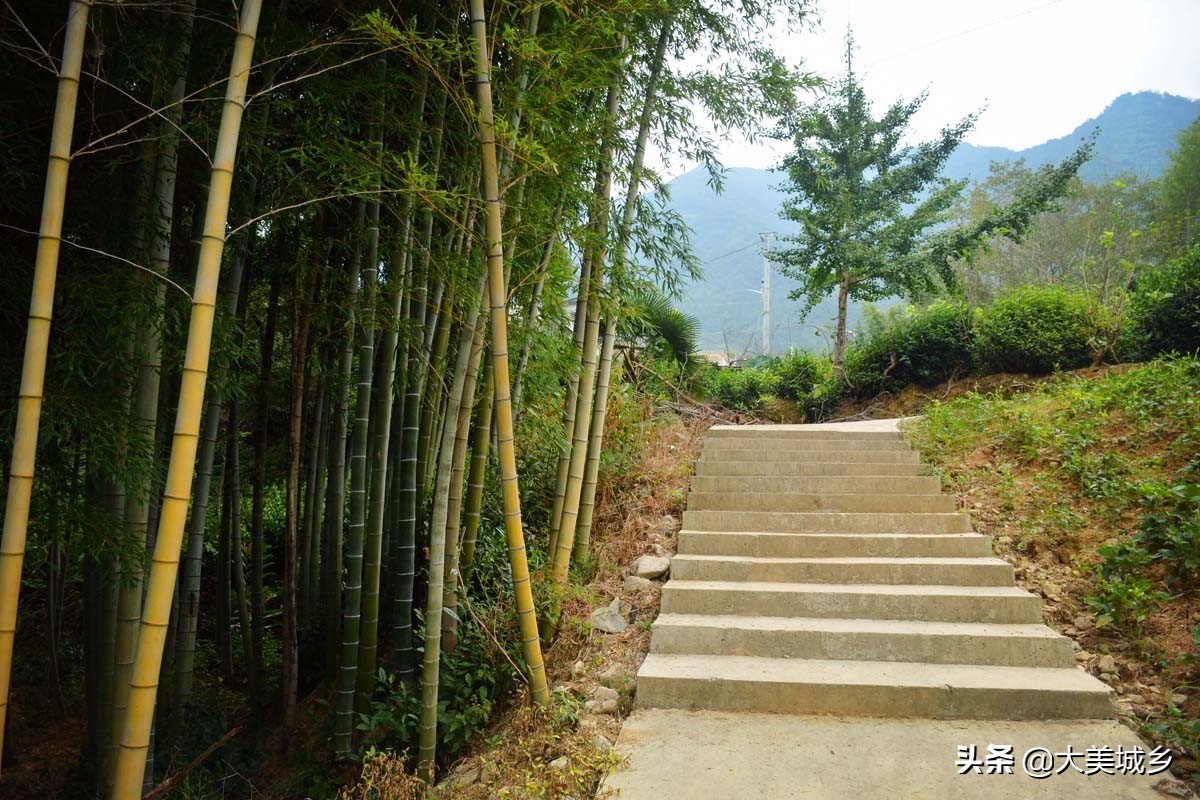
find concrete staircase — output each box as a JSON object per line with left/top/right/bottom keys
{"left": 635, "top": 422, "right": 1114, "bottom": 721}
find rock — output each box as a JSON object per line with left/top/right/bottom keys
{"left": 590, "top": 604, "right": 627, "bottom": 634}
{"left": 591, "top": 734, "right": 613, "bottom": 753}
{"left": 1100, "top": 673, "right": 1118, "bottom": 685}
{"left": 1121, "top": 694, "right": 1146, "bottom": 705}
{"left": 571, "top": 660, "right": 586, "bottom": 679}
{"left": 549, "top": 756, "right": 569, "bottom": 771}
{"left": 584, "top": 697, "right": 619, "bottom": 715}
{"left": 997, "top": 536, "right": 1014, "bottom": 546}
{"left": 1152, "top": 778, "right": 1194, "bottom": 798}
{"left": 1072, "top": 640, "right": 1083, "bottom": 653}
{"left": 448, "top": 764, "right": 482, "bottom": 787}
{"left": 1075, "top": 651, "right": 1090, "bottom": 662}
{"left": 591, "top": 685, "right": 620, "bottom": 704}
{"left": 1040, "top": 581, "right": 1063, "bottom": 601}
{"left": 623, "top": 575, "right": 653, "bottom": 592}
{"left": 599, "top": 664, "right": 632, "bottom": 692}
{"left": 633, "top": 555, "right": 670, "bottom": 580}
{"left": 1099, "top": 654, "right": 1117, "bottom": 675}
{"left": 1073, "top": 614, "right": 1095, "bottom": 632}
{"left": 654, "top": 515, "right": 681, "bottom": 536}
{"left": 1039, "top": 550, "right": 1062, "bottom": 566}
{"left": 1171, "top": 693, "right": 1189, "bottom": 707}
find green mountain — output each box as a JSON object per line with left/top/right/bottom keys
{"left": 668, "top": 91, "right": 1200, "bottom": 355}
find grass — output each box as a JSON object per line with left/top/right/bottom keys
{"left": 906, "top": 357, "right": 1200, "bottom": 782}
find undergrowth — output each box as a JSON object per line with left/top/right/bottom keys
{"left": 908, "top": 356, "right": 1200, "bottom": 781}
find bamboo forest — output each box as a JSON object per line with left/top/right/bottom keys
{"left": 6, "top": 0, "right": 1200, "bottom": 798}
{"left": 0, "top": 1, "right": 811, "bottom": 797}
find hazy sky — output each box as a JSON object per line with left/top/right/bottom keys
{"left": 656, "top": 0, "right": 1200, "bottom": 177}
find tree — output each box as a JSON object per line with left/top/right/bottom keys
{"left": 772, "top": 34, "right": 1092, "bottom": 372}
{"left": 1158, "top": 118, "right": 1200, "bottom": 250}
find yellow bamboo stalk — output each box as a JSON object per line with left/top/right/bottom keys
{"left": 468, "top": 0, "right": 548, "bottom": 706}
{"left": 0, "top": 0, "right": 93, "bottom": 773}
{"left": 110, "top": 2, "right": 262, "bottom": 795}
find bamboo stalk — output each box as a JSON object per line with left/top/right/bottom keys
{"left": 418, "top": 276, "right": 485, "bottom": 781}
{"left": 468, "top": 0, "right": 549, "bottom": 706}
{"left": 547, "top": 54, "right": 626, "bottom": 631}
{"left": 109, "top": 2, "right": 263, "bottom": 794}
{"left": 575, "top": 17, "right": 673, "bottom": 562}
{"left": 0, "top": 0, "right": 93, "bottom": 772}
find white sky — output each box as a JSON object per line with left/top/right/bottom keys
{"left": 657, "top": 0, "right": 1200, "bottom": 176}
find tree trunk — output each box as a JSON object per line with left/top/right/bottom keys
{"left": 833, "top": 269, "right": 850, "bottom": 376}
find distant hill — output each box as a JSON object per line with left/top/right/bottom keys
{"left": 668, "top": 91, "right": 1200, "bottom": 355}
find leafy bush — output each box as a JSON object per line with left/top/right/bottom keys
{"left": 903, "top": 300, "right": 976, "bottom": 384}
{"left": 1136, "top": 482, "right": 1200, "bottom": 586}
{"left": 774, "top": 349, "right": 829, "bottom": 400}
{"left": 700, "top": 366, "right": 779, "bottom": 413}
{"left": 1087, "top": 573, "right": 1170, "bottom": 630}
{"left": 1128, "top": 245, "right": 1200, "bottom": 358}
{"left": 839, "top": 301, "right": 975, "bottom": 397}
{"left": 973, "top": 286, "right": 1093, "bottom": 374}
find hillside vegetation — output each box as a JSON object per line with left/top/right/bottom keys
{"left": 906, "top": 358, "right": 1200, "bottom": 780}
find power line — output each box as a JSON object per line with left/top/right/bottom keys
{"left": 865, "top": 0, "right": 1066, "bottom": 69}
{"left": 699, "top": 241, "right": 759, "bottom": 267}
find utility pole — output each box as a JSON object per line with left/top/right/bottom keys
{"left": 759, "top": 232, "right": 773, "bottom": 356}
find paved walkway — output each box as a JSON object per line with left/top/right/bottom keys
{"left": 602, "top": 421, "right": 1178, "bottom": 798}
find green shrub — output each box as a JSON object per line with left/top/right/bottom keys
{"left": 839, "top": 301, "right": 976, "bottom": 397}
{"left": 973, "top": 286, "right": 1093, "bottom": 374}
{"left": 1128, "top": 245, "right": 1200, "bottom": 358}
{"left": 700, "top": 366, "right": 779, "bottom": 413}
{"left": 774, "top": 349, "right": 829, "bottom": 400}
{"left": 1087, "top": 573, "right": 1169, "bottom": 630}
{"left": 903, "top": 300, "right": 976, "bottom": 384}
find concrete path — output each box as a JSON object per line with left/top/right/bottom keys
{"left": 602, "top": 422, "right": 1179, "bottom": 798}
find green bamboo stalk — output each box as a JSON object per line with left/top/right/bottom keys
{"left": 227, "top": 400, "right": 253, "bottom": 687}
{"left": 548, "top": 250, "right": 592, "bottom": 542}
{"left": 458, "top": 359, "right": 492, "bottom": 583}
{"left": 322, "top": 201, "right": 364, "bottom": 678}
{"left": 573, "top": 320, "right": 616, "bottom": 558}
{"left": 299, "top": 389, "right": 329, "bottom": 620}
{"left": 353, "top": 265, "right": 406, "bottom": 714}
{"left": 575, "top": 16, "right": 673, "bottom": 562}
{"left": 441, "top": 300, "right": 488, "bottom": 654}
{"left": 469, "top": 0, "right": 549, "bottom": 706}
{"left": 334, "top": 141, "right": 382, "bottom": 755}
{"left": 418, "top": 276, "right": 485, "bottom": 782}
{"left": 547, "top": 56, "right": 626, "bottom": 627}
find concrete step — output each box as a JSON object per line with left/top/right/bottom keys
{"left": 699, "top": 449, "right": 922, "bottom": 464}
{"left": 635, "top": 654, "right": 1113, "bottom": 719}
{"left": 604, "top": 711, "right": 1163, "bottom": 800}
{"left": 677, "top": 531, "right": 993, "bottom": 559}
{"left": 661, "top": 581, "right": 1043, "bottom": 623}
{"left": 687, "top": 492, "right": 957, "bottom": 514}
{"left": 689, "top": 474, "right": 942, "bottom": 496}
{"left": 670, "top": 555, "right": 1014, "bottom": 586}
{"left": 681, "top": 510, "right": 972, "bottom": 534}
{"left": 704, "top": 437, "right": 912, "bottom": 452}
{"left": 706, "top": 425, "right": 903, "bottom": 441}
{"left": 650, "top": 614, "right": 1076, "bottom": 668}
{"left": 694, "top": 460, "right": 930, "bottom": 477}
